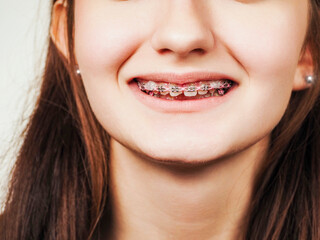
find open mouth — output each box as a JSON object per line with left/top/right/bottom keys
{"left": 135, "top": 78, "right": 234, "bottom": 101}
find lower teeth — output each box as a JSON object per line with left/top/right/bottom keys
{"left": 144, "top": 89, "right": 228, "bottom": 100}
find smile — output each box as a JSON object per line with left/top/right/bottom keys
{"left": 136, "top": 79, "right": 234, "bottom": 100}
{"left": 128, "top": 72, "right": 238, "bottom": 113}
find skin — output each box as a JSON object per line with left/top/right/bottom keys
{"left": 51, "top": 0, "right": 313, "bottom": 239}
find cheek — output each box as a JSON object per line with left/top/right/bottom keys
{"left": 217, "top": 2, "right": 308, "bottom": 80}
{"left": 75, "top": 22, "right": 138, "bottom": 75}
{"left": 214, "top": 2, "right": 309, "bottom": 143}
{"left": 74, "top": 3, "right": 149, "bottom": 76}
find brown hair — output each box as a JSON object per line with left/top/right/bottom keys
{"left": 1, "top": 0, "right": 320, "bottom": 239}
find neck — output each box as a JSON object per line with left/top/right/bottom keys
{"left": 106, "top": 138, "right": 268, "bottom": 240}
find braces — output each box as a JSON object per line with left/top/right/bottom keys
{"left": 137, "top": 79, "right": 233, "bottom": 94}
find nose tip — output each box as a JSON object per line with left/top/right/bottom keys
{"left": 157, "top": 36, "right": 209, "bottom": 58}
{"left": 151, "top": 5, "right": 214, "bottom": 58}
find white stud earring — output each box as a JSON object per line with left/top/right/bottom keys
{"left": 305, "top": 75, "right": 315, "bottom": 84}
{"left": 76, "top": 67, "right": 81, "bottom": 75}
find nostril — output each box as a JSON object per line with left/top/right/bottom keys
{"left": 159, "top": 48, "right": 172, "bottom": 54}
{"left": 158, "top": 47, "right": 206, "bottom": 57}
{"left": 191, "top": 48, "right": 205, "bottom": 55}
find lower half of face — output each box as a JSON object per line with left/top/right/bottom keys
{"left": 82, "top": 72, "right": 292, "bottom": 162}
{"left": 74, "top": 0, "right": 309, "bottom": 163}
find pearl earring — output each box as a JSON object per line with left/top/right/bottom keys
{"left": 76, "top": 67, "right": 81, "bottom": 75}
{"left": 305, "top": 75, "right": 315, "bottom": 84}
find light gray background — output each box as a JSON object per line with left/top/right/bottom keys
{"left": 0, "top": 0, "right": 51, "bottom": 209}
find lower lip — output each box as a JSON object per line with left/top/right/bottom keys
{"left": 128, "top": 80, "right": 237, "bottom": 113}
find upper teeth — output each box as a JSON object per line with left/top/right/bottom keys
{"left": 144, "top": 81, "right": 158, "bottom": 91}
{"left": 169, "top": 84, "right": 181, "bottom": 93}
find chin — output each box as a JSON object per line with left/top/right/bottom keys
{"left": 130, "top": 133, "right": 268, "bottom": 169}
{"left": 133, "top": 140, "right": 231, "bottom": 167}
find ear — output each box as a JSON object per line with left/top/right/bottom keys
{"left": 292, "top": 45, "right": 314, "bottom": 91}
{"left": 50, "top": 0, "right": 69, "bottom": 60}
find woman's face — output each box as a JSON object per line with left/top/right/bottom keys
{"left": 73, "top": 0, "right": 309, "bottom": 162}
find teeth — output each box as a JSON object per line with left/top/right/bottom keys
{"left": 183, "top": 83, "right": 197, "bottom": 97}
{"left": 170, "top": 91, "right": 182, "bottom": 97}
{"left": 157, "top": 83, "right": 169, "bottom": 95}
{"left": 137, "top": 79, "right": 233, "bottom": 98}
{"left": 184, "top": 84, "right": 196, "bottom": 92}
{"left": 198, "top": 90, "right": 208, "bottom": 95}
{"left": 137, "top": 81, "right": 146, "bottom": 91}
{"left": 144, "top": 81, "right": 157, "bottom": 91}
{"left": 169, "top": 84, "right": 180, "bottom": 92}
{"left": 199, "top": 82, "right": 210, "bottom": 91}
{"left": 210, "top": 81, "right": 221, "bottom": 88}
{"left": 169, "top": 84, "right": 182, "bottom": 97}
{"left": 209, "top": 89, "right": 219, "bottom": 97}
{"left": 184, "top": 91, "right": 197, "bottom": 97}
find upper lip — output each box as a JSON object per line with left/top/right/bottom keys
{"left": 131, "top": 72, "right": 237, "bottom": 85}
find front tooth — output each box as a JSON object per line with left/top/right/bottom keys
{"left": 198, "top": 90, "right": 208, "bottom": 95}
{"left": 157, "top": 83, "right": 169, "bottom": 95}
{"left": 183, "top": 83, "right": 197, "bottom": 97}
{"left": 169, "top": 84, "right": 182, "bottom": 97}
{"left": 184, "top": 91, "right": 197, "bottom": 97}
{"left": 170, "top": 91, "right": 182, "bottom": 97}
